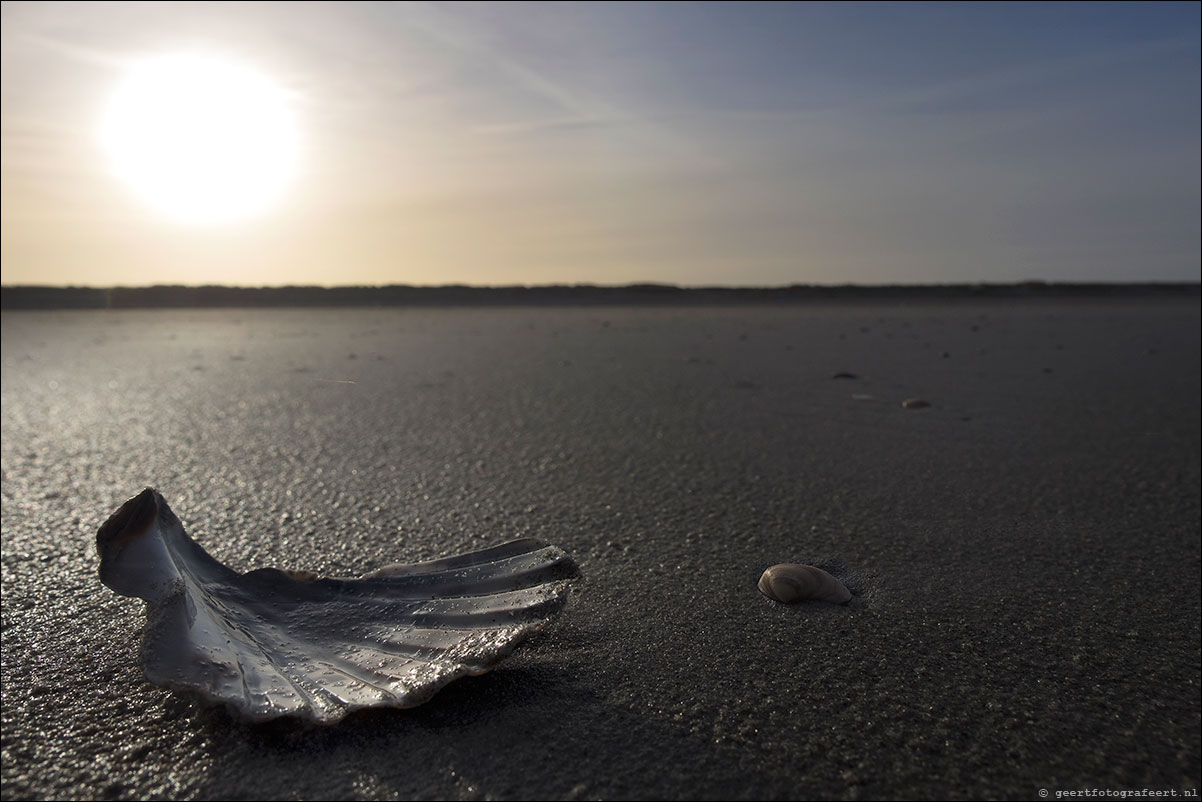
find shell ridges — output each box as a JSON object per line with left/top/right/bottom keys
{"left": 98, "top": 488, "right": 580, "bottom": 723}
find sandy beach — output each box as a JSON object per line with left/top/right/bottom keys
{"left": 2, "top": 299, "right": 1198, "bottom": 800}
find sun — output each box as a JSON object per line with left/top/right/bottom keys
{"left": 100, "top": 52, "right": 299, "bottom": 226}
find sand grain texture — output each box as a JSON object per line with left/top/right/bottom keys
{"left": 2, "top": 300, "right": 1198, "bottom": 800}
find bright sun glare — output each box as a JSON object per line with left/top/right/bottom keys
{"left": 100, "top": 52, "right": 298, "bottom": 226}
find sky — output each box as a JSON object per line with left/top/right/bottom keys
{"left": 1, "top": 1, "right": 1199, "bottom": 287}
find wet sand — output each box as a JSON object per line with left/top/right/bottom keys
{"left": 2, "top": 300, "right": 1199, "bottom": 800}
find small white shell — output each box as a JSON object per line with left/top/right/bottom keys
{"left": 758, "top": 564, "right": 851, "bottom": 604}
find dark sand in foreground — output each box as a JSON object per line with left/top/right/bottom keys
{"left": 2, "top": 300, "right": 1199, "bottom": 800}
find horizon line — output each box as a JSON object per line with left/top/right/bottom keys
{"left": 3, "top": 280, "right": 1199, "bottom": 311}
{"left": 4, "top": 279, "right": 1200, "bottom": 291}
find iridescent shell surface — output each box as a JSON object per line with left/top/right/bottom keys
{"left": 97, "top": 489, "right": 580, "bottom": 724}
{"left": 757, "top": 563, "right": 852, "bottom": 604}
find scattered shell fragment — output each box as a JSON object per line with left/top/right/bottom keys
{"left": 758, "top": 564, "right": 851, "bottom": 604}
{"left": 901, "top": 398, "right": 931, "bottom": 409}
{"left": 97, "top": 488, "right": 580, "bottom": 724}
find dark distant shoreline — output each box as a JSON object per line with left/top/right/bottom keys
{"left": 1, "top": 282, "right": 1198, "bottom": 309}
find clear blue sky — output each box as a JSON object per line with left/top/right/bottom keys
{"left": 1, "top": 1, "right": 1198, "bottom": 286}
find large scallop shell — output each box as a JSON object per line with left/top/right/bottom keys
{"left": 97, "top": 489, "right": 580, "bottom": 724}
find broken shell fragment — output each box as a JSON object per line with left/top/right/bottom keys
{"left": 97, "top": 488, "right": 580, "bottom": 724}
{"left": 901, "top": 398, "right": 931, "bottom": 409}
{"left": 758, "top": 564, "right": 852, "bottom": 604}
